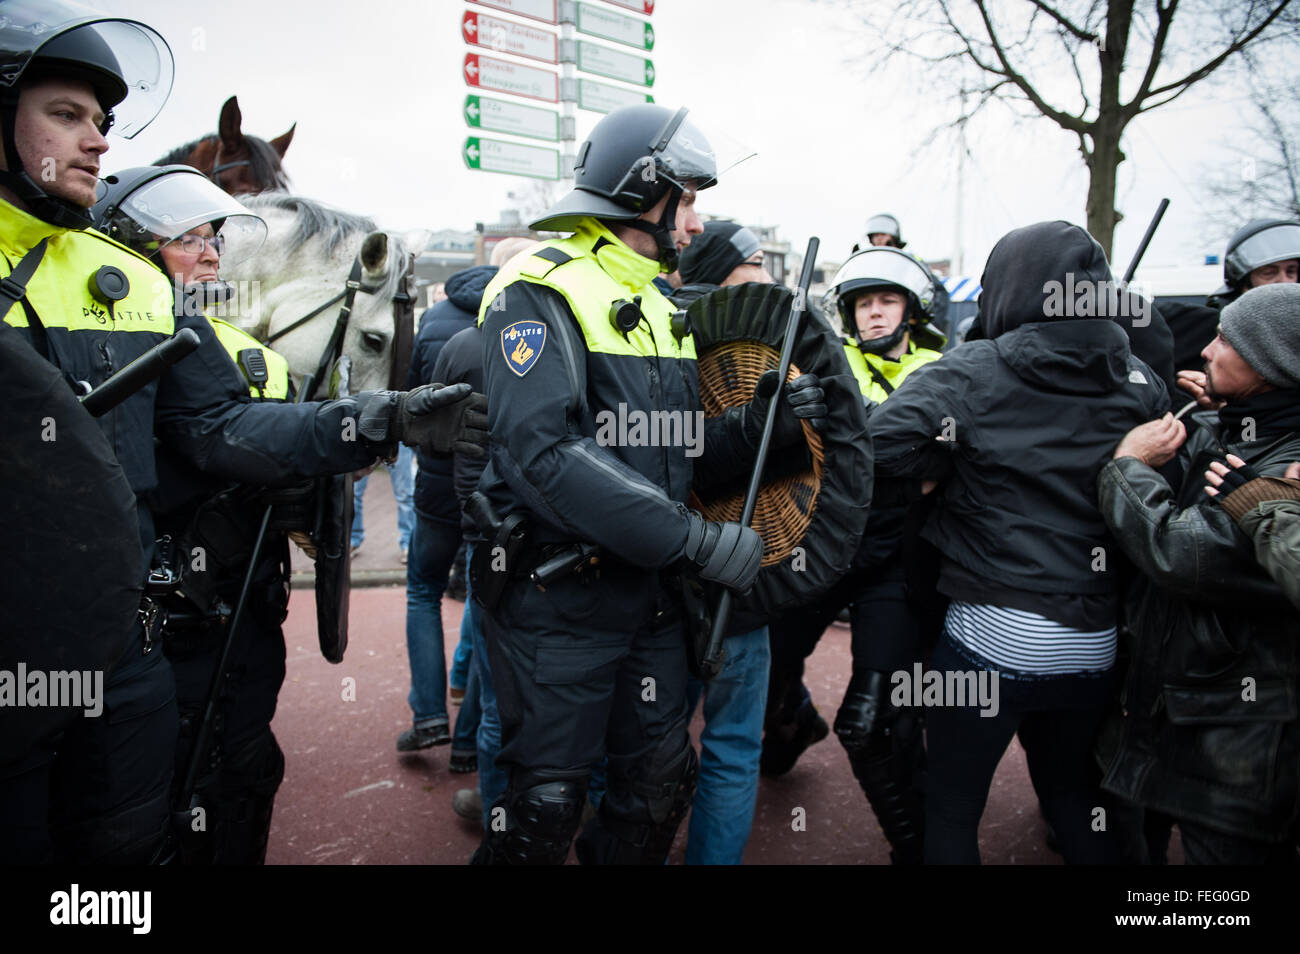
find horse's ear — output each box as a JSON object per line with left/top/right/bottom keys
{"left": 218, "top": 95, "right": 243, "bottom": 148}
{"left": 269, "top": 123, "right": 296, "bottom": 158}
{"left": 360, "top": 231, "right": 389, "bottom": 275}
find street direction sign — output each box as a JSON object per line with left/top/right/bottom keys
{"left": 464, "top": 94, "right": 560, "bottom": 141}
{"left": 464, "top": 136, "right": 561, "bottom": 180}
{"left": 600, "top": 0, "right": 654, "bottom": 13}
{"left": 576, "top": 2, "right": 654, "bottom": 50}
{"left": 468, "top": 0, "right": 558, "bottom": 25}
{"left": 576, "top": 77, "right": 653, "bottom": 113}
{"left": 463, "top": 10, "right": 558, "bottom": 64}
{"left": 575, "top": 40, "right": 654, "bottom": 86}
{"left": 464, "top": 52, "right": 559, "bottom": 103}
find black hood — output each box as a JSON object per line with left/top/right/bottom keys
{"left": 979, "top": 220, "right": 1113, "bottom": 339}
{"left": 445, "top": 264, "right": 499, "bottom": 313}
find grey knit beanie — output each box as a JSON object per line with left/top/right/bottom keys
{"left": 1219, "top": 283, "right": 1300, "bottom": 388}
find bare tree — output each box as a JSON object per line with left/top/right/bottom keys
{"left": 1203, "top": 69, "right": 1300, "bottom": 232}
{"left": 841, "top": 0, "right": 1297, "bottom": 256}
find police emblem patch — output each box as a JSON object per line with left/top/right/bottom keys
{"left": 501, "top": 320, "right": 546, "bottom": 377}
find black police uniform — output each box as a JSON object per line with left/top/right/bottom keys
{"left": 471, "top": 221, "right": 757, "bottom": 864}
{"left": 0, "top": 196, "right": 391, "bottom": 862}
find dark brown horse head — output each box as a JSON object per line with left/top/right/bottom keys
{"left": 155, "top": 96, "right": 294, "bottom": 195}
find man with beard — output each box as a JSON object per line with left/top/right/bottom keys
{"left": 1099, "top": 282, "right": 1300, "bottom": 863}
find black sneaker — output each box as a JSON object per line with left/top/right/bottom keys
{"left": 759, "top": 700, "right": 830, "bottom": 777}
{"left": 396, "top": 722, "right": 450, "bottom": 752}
{"left": 449, "top": 751, "right": 478, "bottom": 774}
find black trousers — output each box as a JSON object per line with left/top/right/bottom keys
{"left": 483, "top": 565, "right": 691, "bottom": 841}
{"left": 1, "top": 623, "right": 177, "bottom": 864}
{"left": 166, "top": 582, "right": 288, "bottom": 865}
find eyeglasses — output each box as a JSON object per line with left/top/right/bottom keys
{"left": 162, "top": 233, "right": 225, "bottom": 256}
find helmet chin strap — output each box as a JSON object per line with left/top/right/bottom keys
{"left": 623, "top": 186, "right": 682, "bottom": 273}
{"left": 0, "top": 101, "right": 95, "bottom": 230}
{"left": 857, "top": 322, "right": 909, "bottom": 357}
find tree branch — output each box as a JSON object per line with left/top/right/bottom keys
{"left": 1026, "top": 0, "right": 1098, "bottom": 42}
{"left": 971, "top": 0, "right": 1088, "bottom": 133}
{"left": 1144, "top": 0, "right": 1293, "bottom": 100}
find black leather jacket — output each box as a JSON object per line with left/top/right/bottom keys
{"left": 1097, "top": 404, "right": 1300, "bottom": 841}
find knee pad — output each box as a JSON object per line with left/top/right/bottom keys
{"left": 476, "top": 774, "right": 588, "bottom": 865}
{"left": 835, "top": 670, "right": 891, "bottom": 755}
{"left": 579, "top": 740, "right": 698, "bottom": 865}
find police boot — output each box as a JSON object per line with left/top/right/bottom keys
{"left": 575, "top": 741, "right": 698, "bottom": 865}
{"left": 834, "top": 669, "right": 925, "bottom": 865}
{"left": 471, "top": 775, "right": 586, "bottom": 865}
{"left": 210, "top": 730, "right": 285, "bottom": 865}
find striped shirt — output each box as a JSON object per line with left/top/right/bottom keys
{"left": 945, "top": 601, "right": 1117, "bottom": 675}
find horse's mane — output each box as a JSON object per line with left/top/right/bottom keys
{"left": 241, "top": 193, "right": 409, "bottom": 299}
{"left": 153, "top": 134, "right": 290, "bottom": 191}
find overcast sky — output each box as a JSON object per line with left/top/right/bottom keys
{"left": 94, "top": 0, "right": 1261, "bottom": 282}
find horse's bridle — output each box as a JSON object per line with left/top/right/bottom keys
{"left": 261, "top": 251, "right": 414, "bottom": 399}
{"left": 208, "top": 154, "right": 250, "bottom": 186}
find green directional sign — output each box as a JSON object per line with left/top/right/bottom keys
{"left": 464, "top": 94, "right": 560, "bottom": 142}
{"left": 576, "top": 78, "right": 653, "bottom": 114}
{"left": 464, "top": 136, "right": 561, "bottom": 180}
{"left": 576, "top": 39, "right": 654, "bottom": 87}
{"left": 576, "top": 2, "right": 654, "bottom": 50}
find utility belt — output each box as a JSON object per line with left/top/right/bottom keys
{"left": 465, "top": 491, "right": 711, "bottom": 667}
{"left": 150, "top": 480, "right": 316, "bottom": 642}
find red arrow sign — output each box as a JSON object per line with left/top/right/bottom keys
{"left": 601, "top": 0, "right": 654, "bottom": 13}
{"left": 463, "top": 12, "right": 478, "bottom": 40}
{"left": 463, "top": 52, "right": 558, "bottom": 103}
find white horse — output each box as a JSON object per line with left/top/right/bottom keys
{"left": 219, "top": 193, "right": 426, "bottom": 395}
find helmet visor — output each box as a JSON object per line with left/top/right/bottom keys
{"left": 651, "top": 108, "right": 755, "bottom": 192}
{"left": 109, "top": 171, "right": 266, "bottom": 264}
{"left": 1227, "top": 223, "right": 1300, "bottom": 282}
{"left": 828, "top": 248, "right": 936, "bottom": 314}
{"left": 0, "top": 0, "right": 173, "bottom": 138}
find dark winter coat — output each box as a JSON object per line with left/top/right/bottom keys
{"left": 409, "top": 264, "right": 497, "bottom": 522}
{"left": 1097, "top": 392, "right": 1300, "bottom": 841}
{"left": 869, "top": 221, "right": 1170, "bottom": 630}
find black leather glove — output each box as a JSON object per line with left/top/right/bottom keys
{"left": 678, "top": 511, "right": 763, "bottom": 594}
{"left": 357, "top": 383, "right": 489, "bottom": 457}
{"left": 741, "top": 369, "right": 827, "bottom": 449}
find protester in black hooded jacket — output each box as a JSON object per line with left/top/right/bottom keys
{"left": 869, "top": 220, "right": 1169, "bottom": 864}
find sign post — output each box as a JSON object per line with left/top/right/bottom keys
{"left": 464, "top": 136, "right": 561, "bottom": 180}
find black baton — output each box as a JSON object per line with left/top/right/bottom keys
{"left": 1122, "top": 198, "right": 1170, "bottom": 286}
{"left": 79, "top": 327, "right": 200, "bottom": 418}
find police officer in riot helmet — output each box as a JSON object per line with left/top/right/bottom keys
{"left": 852, "top": 213, "right": 907, "bottom": 253}
{"left": 92, "top": 165, "right": 297, "bottom": 864}
{"left": 470, "top": 104, "right": 823, "bottom": 864}
{"left": 0, "top": 0, "right": 486, "bottom": 864}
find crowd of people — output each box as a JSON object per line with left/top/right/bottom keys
{"left": 3, "top": 1, "right": 1299, "bottom": 867}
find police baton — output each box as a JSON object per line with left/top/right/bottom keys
{"left": 79, "top": 328, "right": 200, "bottom": 418}
{"left": 1122, "top": 198, "right": 1170, "bottom": 286}
{"left": 699, "top": 236, "right": 820, "bottom": 680}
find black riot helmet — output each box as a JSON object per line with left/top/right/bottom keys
{"left": 531, "top": 104, "right": 720, "bottom": 272}
{"left": 91, "top": 165, "right": 266, "bottom": 265}
{"left": 824, "top": 247, "right": 945, "bottom": 354}
{"left": 0, "top": 0, "right": 173, "bottom": 228}
{"left": 1217, "top": 218, "right": 1300, "bottom": 299}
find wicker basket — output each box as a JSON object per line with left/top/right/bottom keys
{"left": 690, "top": 340, "right": 824, "bottom": 567}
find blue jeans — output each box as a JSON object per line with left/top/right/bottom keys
{"left": 463, "top": 546, "right": 506, "bottom": 828}
{"left": 683, "top": 626, "right": 771, "bottom": 865}
{"left": 350, "top": 447, "right": 417, "bottom": 551}
{"left": 449, "top": 580, "right": 473, "bottom": 692}
{"left": 404, "top": 514, "right": 461, "bottom": 727}
{"left": 391, "top": 445, "right": 416, "bottom": 553}
{"left": 350, "top": 474, "right": 367, "bottom": 548}
{"left": 451, "top": 648, "right": 482, "bottom": 758}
